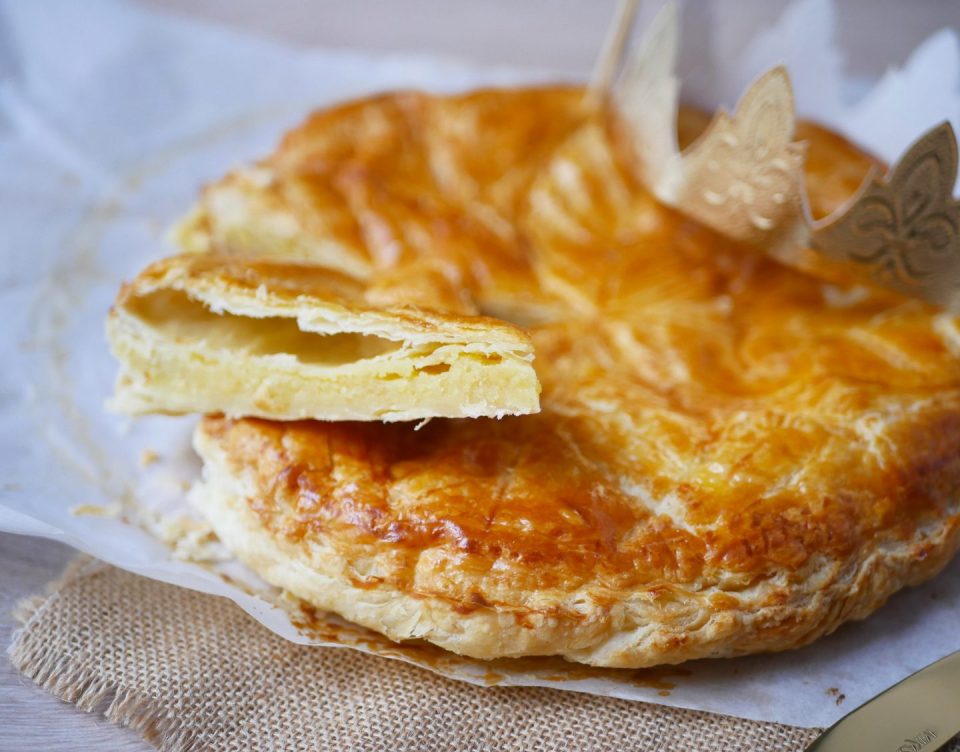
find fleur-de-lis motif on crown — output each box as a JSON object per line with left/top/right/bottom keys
{"left": 811, "top": 123, "right": 960, "bottom": 306}
{"left": 612, "top": 0, "right": 960, "bottom": 309}
{"left": 677, "top": 67, "right": 807, "bottom": 246}
{"left": 615, "top": 5, "right": 807, "bottom": 250}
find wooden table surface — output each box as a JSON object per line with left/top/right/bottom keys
{"left": 2, "top": 2, "right": 955, "bottom": 750}
{"left": 0, "top": 533, "right": 150, "bottom": 751}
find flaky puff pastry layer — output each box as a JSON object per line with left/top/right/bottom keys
{"left": 107, "top": 253, "right": 539, "bottom": 421}
{"left": 184, "top": 87, "right": 960, "bottom": 666}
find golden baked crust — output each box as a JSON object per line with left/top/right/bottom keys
{"left": 175, "top": 88, "right": 586, "bottom": 324}
{"left": 107, "top": 253, "right": 539, "bottom": 421}
{"left": 186, "top": 87, "right": 960, "bottom": 666}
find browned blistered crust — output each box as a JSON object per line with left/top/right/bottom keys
{"left": 188, "top": 87, "right": 960, "bottom": 666}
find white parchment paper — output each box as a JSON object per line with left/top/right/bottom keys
{"left": 1, "top": 0, "right": 959, "bottom": 728}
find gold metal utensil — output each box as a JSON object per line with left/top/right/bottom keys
{"left": 806, "top": 649, "right": 960, "bottom": 751}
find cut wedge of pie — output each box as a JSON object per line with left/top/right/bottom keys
{"left": 107, "top": 253, "right": 539, "bottom": 421}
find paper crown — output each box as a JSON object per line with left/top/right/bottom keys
{"left": 611, "top": 2, "right": 960, "bottom": 310}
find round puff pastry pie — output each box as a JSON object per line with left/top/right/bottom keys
{"left": 186, "top": 87, "right": 960, "bottom": 667}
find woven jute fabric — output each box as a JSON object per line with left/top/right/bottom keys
{"left": 2, "top": 556, "right": 920, "bottom": 752}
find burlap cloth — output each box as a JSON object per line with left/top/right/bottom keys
{"left": 7, "top": 557, "right": 956, "bottom": 752}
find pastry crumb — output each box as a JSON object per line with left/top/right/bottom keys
{"left": 156, "top": 513, "right": 227, "bottom": 562}
{"left": 70, "top": 503, "right": 121, "bottom": 518}
{"left": 826, "top": 687, "right": 846, "bottom": 705}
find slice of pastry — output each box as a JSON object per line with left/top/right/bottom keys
{"left": 107, "top": 253, "right": 539, "bottom": 421}
{"left": 184, "top": 87, "right": 960, "bottom": 668}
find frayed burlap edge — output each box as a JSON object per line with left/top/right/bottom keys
{"left": 7, "top": 557, "right": 960, "bottom": 752}
{"left": 7, "top": 556, "right": 202, "bottom": 752}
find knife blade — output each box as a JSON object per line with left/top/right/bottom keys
{"left": 806, "top": 649, "right": 960, "bottom": 751}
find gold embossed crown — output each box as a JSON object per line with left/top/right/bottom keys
{"left": 608, "top": 2, "right": 960, "bottom": 309}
